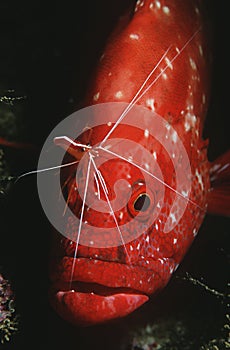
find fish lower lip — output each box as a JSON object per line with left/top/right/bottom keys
{"left": 50, "top": 290, "right": 148, "bottom": 326}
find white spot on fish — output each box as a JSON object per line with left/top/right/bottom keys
{"left": 144, "top": 129, "right": 149, "bottom": 138}
{"left": 135, "top": 0, "right": 144, "bottom": 11}
{"left": 165, "top": 57, "right": 173, "bottom": 70}
{"left": 146, "top": 98, "right": 155, "bottom": 111}
{"left": 162, "top": 6, "right": 170, "bottom": 15}
{"left": 184, "top": 112, "right": 196, "bottom": 132}
{"left": 172, "top": 130, "right": 178, "bottom": 143}
{"left": 130, "top": 245, "right": 134, "bottom": 251}
{"left": 189, "top": 57, "right": 197, "bottom": 70}
{"left": 100, "top": 54, "right": 105, "bottom": 61}
{"left": 193, "top": 228, "right": 198, "bottom": 237}
{"left": 130, "top": 33, "right": 139, "bottom": 40}
{"left": 195, "top": 6, "right": 200, "bottom": 15}
{"left": 146, "top": 236, "right": 150, "bottom": 243}
{"left": 153, "top": 151, "right": 157, "bottom": 160}
{"left": 166, "top": 123, "right": 171, "bottom": 131}
{"left": 115, "top": 91, "right": 123, "bottom": 99}
{"left": 186, "top": 113, "right": 196, "bottom": 126}
{"left": 182, "top": 190, "right": 189, "bottom": 198}
{"left": 173, "top": 238, "right": 177, "bottom": 244}
{"left": 107, "top": 121, "right": 112, "bottom": 126}
{"left": 184, "top": 121, "right": 191, "bottom": 132}
{"left": 161, "top": 68, "right": 167, "bottom": 79}
{"left": 195, "top": 169, "right": 204, "bottom": 190}
{"left": 155, "top": 0, "right": 161, "bottom": 9}
{"left": 93, "top": 92, "right": 100, "bottom": 101}
{"left": 169, "top": 212, "right": 177, "bottom": 224}
{"left": 199, "top": 45, "right": 203, "bottom": 57}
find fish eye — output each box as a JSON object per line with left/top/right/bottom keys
{"left": 133, "top": 193, "right": 151, "bottom": 212}
{"left": 127, "top": 181, "right": 155, "bottom": 220}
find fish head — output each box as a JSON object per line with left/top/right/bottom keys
{"left": 48, "top": 104, "right": 209, "bottom": 326}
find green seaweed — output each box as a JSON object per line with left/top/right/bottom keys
{"left": 127, "top": 276, "right": 230, "bottom": 350}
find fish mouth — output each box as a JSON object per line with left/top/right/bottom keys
{"left": 49, "top": 256, "right": 155, "bottom": 326}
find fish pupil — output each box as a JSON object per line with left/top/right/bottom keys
{"left": 134, "top": 194, "right": 150, "bottom": 212}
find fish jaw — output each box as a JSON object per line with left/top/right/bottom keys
{"left": 51, "top": 290, "right": 148, "bottom": 326}
{"left": 49, "top": 255, "right": 174, "bottom": 326}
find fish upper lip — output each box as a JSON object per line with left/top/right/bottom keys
{"left": 50, "top": 256, "right": 173, "bottom": 296}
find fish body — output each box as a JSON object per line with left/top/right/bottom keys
{"left": 48, "top": 0, "right": 229, "bottom": 326}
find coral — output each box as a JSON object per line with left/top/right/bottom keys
{"left": 127, "top": 275, "right": 229, "bottom": 350}
{"left": 0, "top": 88, "right": 27, "bottom": 141}
{"left": 200, "top": 313, "right": 230, "bottom": 350}
{"left": 129, "top": 320, "right": 194, "bottom": 350}
{"left": 0, "top": 149, "right": 14, "bottom": 196}
{"left": 0, "top": 272, "right": 19, "bottom": 344}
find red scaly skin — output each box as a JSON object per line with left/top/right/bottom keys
{"left": 49, "top": 0, "right": 211, "bottom": 326}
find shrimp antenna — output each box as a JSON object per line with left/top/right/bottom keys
{"left": 15, "top": 136, "right": 92, "bottom": 184}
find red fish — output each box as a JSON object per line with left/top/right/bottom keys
{"left": 47, "top": 0, "right": 230, "bottom": 326}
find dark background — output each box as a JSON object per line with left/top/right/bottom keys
{"left": 0, "top": 1, "right": 229, "bottom": 349}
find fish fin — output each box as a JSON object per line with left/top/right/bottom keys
{"left": 0, "top": 137, "right": 36, "bottom": 151}
{"left": 207, "top": 149, "right": 230, "bottom": 217}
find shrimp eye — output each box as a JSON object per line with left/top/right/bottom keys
{"left": 133, "top": 193, "right": 151, "bottom": 212}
